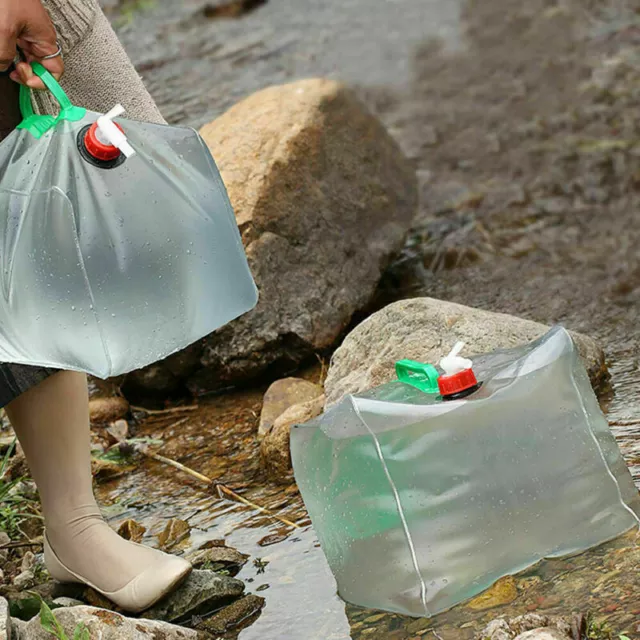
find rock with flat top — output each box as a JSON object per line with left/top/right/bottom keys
{"left": 325, "top": 297, "right": 607, "bottom": 407}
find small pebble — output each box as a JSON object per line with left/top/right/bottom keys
{"left": 53, "top": 597, "right": 85, "bottom": 608}
{"left": 21, "top": 551, "right": 36, "bottom": 573}
{"left": 0, "top": 532, "right": 10, "bottom": 561}
{"left": 13, "top": 570, "right": 36, "bottom": 590}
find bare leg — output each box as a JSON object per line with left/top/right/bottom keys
{"left": 6, "top": 371, "right": 190, "bottom": 611}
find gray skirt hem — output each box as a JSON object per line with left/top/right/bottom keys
{"left": 0, "top": 365, "right": 57, "bottom": 408}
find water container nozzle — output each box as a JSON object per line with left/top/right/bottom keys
{"left": 96, "top": 105, "right": 135, "bottom": 158}
{"left": 438, "top": 341, "right": 479, "bottom": 399}
{"left": 440, "top": 341, "right": 473, "bottom": 376}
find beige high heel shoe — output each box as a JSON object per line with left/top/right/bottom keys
{"left": 44, "top": 533, "right": 192, "bottom": 613}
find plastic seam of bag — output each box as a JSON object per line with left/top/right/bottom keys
{"left": 0, "top": 189, "right": 30, "bottom": 306}
{"left": 349, "top": 393, "right": 431, "bottom": 617}
{"left": 61, "top": 185, "right": 113, "bottom": 378}
{"left": 568, "top": 338, "right": 640, "bottom": 533}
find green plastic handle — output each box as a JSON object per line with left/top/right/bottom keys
{"left": 17, "top": 63, "right": 86, "bottom": 139}
{"left": 395, "top": 359, "right": 440, "bottom": 394}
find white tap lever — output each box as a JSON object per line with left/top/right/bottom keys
{"left": 96, "top": 104, "right": 136, "bottom": 158}
{"left": 440, "top": 341, "right": 473, "bottom": 376}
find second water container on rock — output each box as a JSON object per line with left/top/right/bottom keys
{"left": 291, "top": 327, "right": 640, "bottom": 616}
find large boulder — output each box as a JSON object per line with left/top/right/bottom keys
{"left": 128, "top": 78, "right": 417, "bottom": 394}
{"left": 325, "top": 298, "right": 607, "bottom": 407}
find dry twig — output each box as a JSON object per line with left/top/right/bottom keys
{"left": 137, "top": 446, "right": 301, "bottom": 529}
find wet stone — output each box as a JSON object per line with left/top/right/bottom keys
{"left": 185, "top": 547, "right": 248, "bottom": 576}
{"left": 12, "top": 571, "right": 35, "bottom": 591}
{"left": 144, "top": 570, "right": 245, "bottom": 623}
{"left": 117, "top": 519, "right": 146, "bottom": 543}
{"left": 158, "top": 519, "right": 191, "bottom": 551}
{"left": 196, "top": 594, "right": 265, "bottom": 635}
{"left": 467, "top": 577, "right": 518, "bottom": 612}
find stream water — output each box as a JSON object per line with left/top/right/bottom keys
{"left": 98, "top": 0, "right": 640, "bottom": 637}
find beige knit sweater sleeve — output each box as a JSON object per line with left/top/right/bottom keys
{"left": 36, "top": 0, "right": 165, "bottom": 124}
{"left": 42, "top": 0, "right": 97, "bottom": 52}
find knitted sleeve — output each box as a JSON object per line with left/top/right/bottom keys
{"left": 42, "top": 0, "right": 98, "bottom": 52}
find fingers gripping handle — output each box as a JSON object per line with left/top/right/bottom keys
{"left": 17, "top": 62, "right": 86, "bottom": 138}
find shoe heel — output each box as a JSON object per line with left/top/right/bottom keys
{"left": 43, "top": 534, "right": 81, "bottom": 584}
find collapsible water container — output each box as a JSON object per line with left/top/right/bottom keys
{"left": 0, "top": 63, "right": 257, "bottom": 378}
{"left": 291, "top": 327, "right": 640, "bottom": 617}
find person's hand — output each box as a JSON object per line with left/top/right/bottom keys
{"left": 0, "top": 0, "right": 64, "bottom": 89}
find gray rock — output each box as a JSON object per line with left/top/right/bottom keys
{"left": 514, "top": 630, "right": 571, "bottom": 640}
{"left": 9, "top": 606, "right": 201, "bottom": 639}
{"left": 480, "top": 619, "right": 515, "bottom": 640}
{"left": 132, "top": 78, "right": 416, "bottom": 394}
{"left": 510, "top": 614, "right": 575, "bottom": 638}
{"left": 0, "top": 533, "right": 10, "bottom": 562}
{"left": 477, "top": 614, "right": 581, "bottom": 640}
{"left": 144, "top": 569, "right": 244, "bottom": 623}
{"left": 0, "top": 597, "right": 9, "bottom": 640}
{"left": 20, "top": 553, "right": 36, "bottom": 574}
{"left": 325, "top": 298, "right": 607, "bottom": 407}
{"left": 185, "top": 547, "right": 249, "bottom": 574}
{"left": 52, "top": 597, "right": 85, "bottom": 608}
{"left": 196, "top": 595, "right": 265, "bottom": 635}
{"left": 12, "top": 571, "right": 35, "bottom": 591}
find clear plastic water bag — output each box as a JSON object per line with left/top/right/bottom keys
{"left": 291, "top": 327, "right": 640, "bottom": 617}
{"left": 0, "top": 64, "right": 257, "bottom": 378}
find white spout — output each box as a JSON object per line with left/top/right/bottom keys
{"left": 440, "top": 341, "right": 473, "bottom": 376}
{"left": 96, "top": 104, "right": 136, "bottom": 158}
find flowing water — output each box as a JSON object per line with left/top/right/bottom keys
{"left": 98, "top": 0, "right": 640, "bottom": 637}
